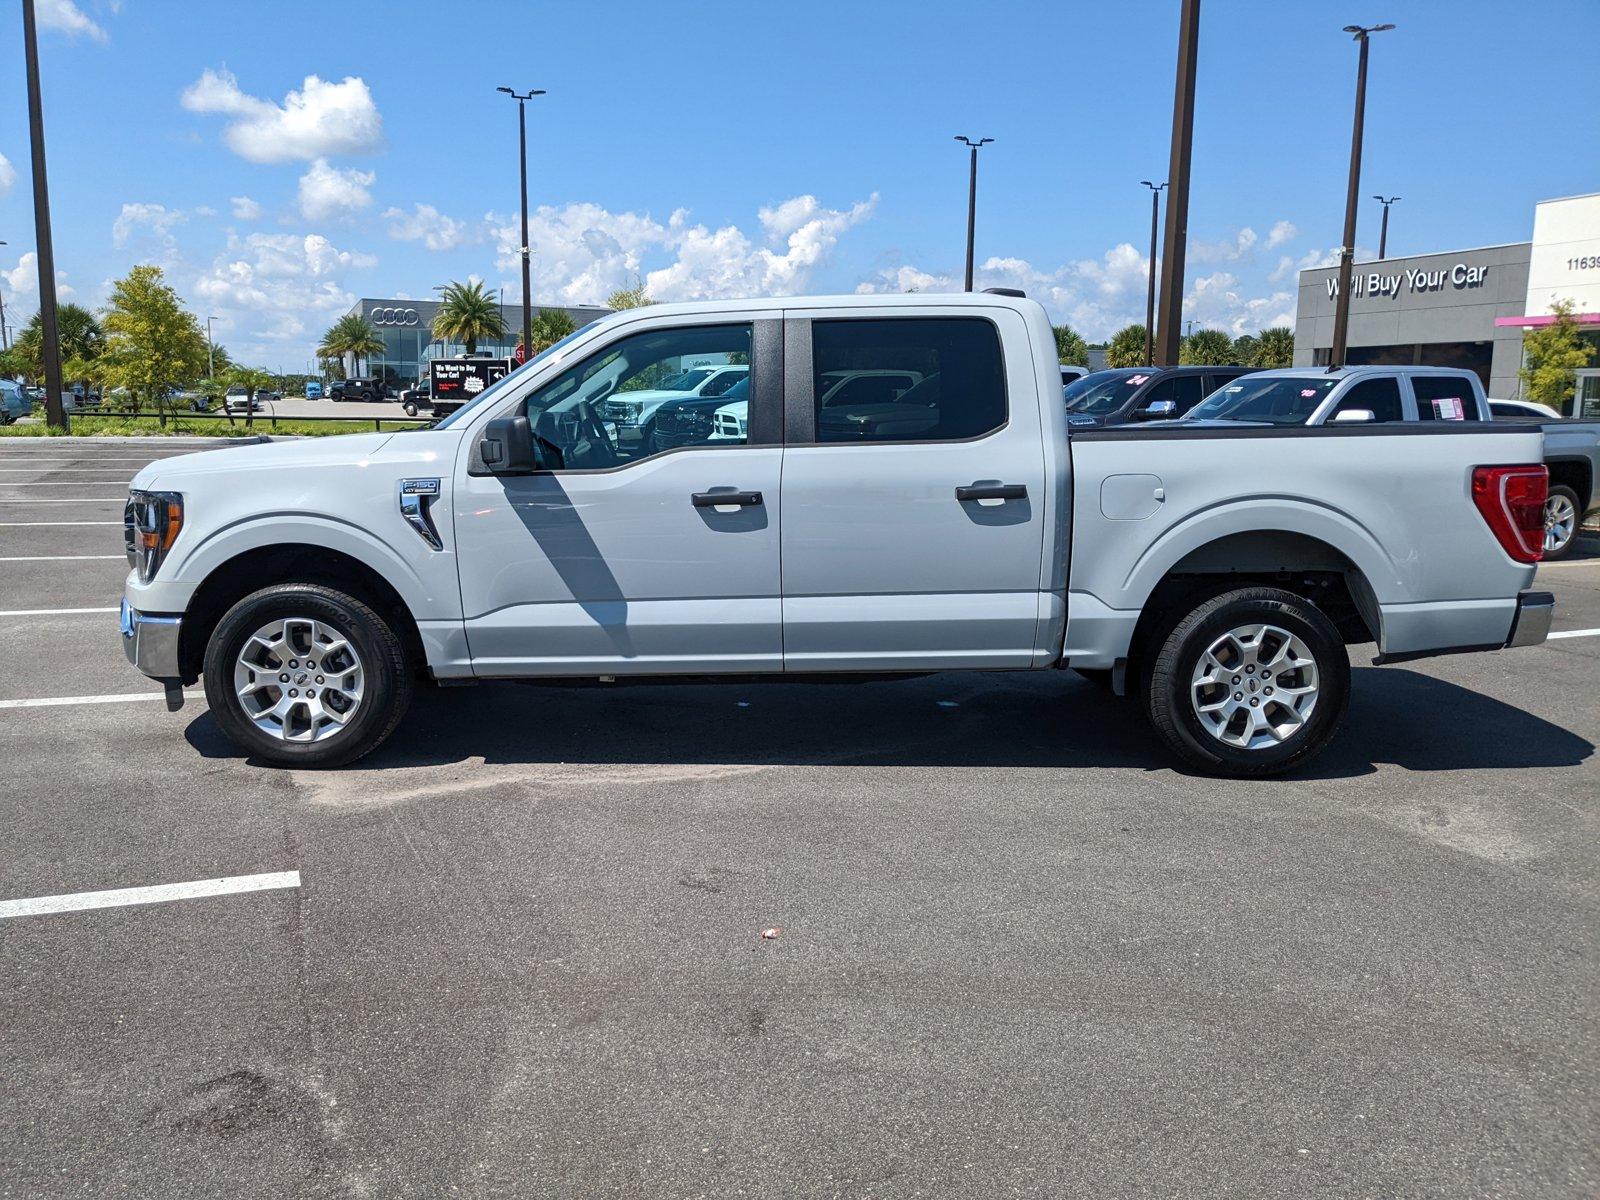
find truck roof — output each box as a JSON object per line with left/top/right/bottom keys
{"left": 587, "top": 291, "right": 1048, "bottom": 322}
{"left": 1247, "top": 365, "right": 1482, "bottom": 381}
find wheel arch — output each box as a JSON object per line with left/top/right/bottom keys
{"left": 178, "top": 543, "right": 427, "bottom": 684}
{"left": 1546, "top": 456, "right": 1593, "bottom": 513}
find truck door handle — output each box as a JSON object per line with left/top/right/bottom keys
{"left": 692, "top": 490, "right": 763, "bottom": 508}
{"left": 955, "top": 483, "right": 1027, "bottom": 502}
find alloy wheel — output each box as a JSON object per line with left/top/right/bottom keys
{"left": 1190, "top": 623, "right": 1320, "bottom": 750}
{"left": 1545, "top": 493, "right": 1577, "bottom": 554}
{"left": 233, "top": 616, "right": 364, "bottom": 743}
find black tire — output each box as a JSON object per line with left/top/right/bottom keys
{"left": 203, "top": 583, "right": 412, "bottom": 768}
{"left": 1143, "top": 586, "right": 1350, "bottom": 778}
{"left": 1541, "top": 484, "right": 1582, "bottom": 562}
{"left": 403, "top": 401, "right": 418, "bottom": 417}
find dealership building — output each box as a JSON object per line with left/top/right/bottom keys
{"left": 1294, "top": 192, "right": 1600, "bottom": 414}
{"left": 345, "top": 298, "right": 611, "bottom": 386}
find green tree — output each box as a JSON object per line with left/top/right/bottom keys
{"left": 605, "top": 283, "right": 653, "bottom": 311}
{"left": 1231, "top": 333, "right": 1258, "bottom": 367}
{"left": 99, "top": 265, "right": 209, "bottom": 419}
{"left": 1252, "top": 326, "right": 1295, "bottom": 369}
{"left": 529, "top": 307, "right": 577, "bottom": 354}
{"left": 15, "top": 303, "right": 105, "bottom": 391}
{"left": 431, "top": 280, "right": 505, "bottom": 355}
{"left": 1053, "top": 324, "right": 1089, "bottom": 368}
{"left": 1520, "top": 298, "right": 1596, "bottom": 413}
{"left": 1104, "top": 323, "right": 1148, "bottom": 368}
{"left": 1178, "top": 328, "right": 1235, "bottom": 365}
{"left": 317, "top": 313, "right": 384, "bottom": 377}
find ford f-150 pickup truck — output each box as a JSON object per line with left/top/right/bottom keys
{"left": 120, "top": 293, "right": 1555, "bottom": 777}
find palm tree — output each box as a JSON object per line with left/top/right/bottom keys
{"left": 1253, "top": 326, "right": 1295, "bottom": 369}
{"left": 431, "top": 281, "right": 505, "bottom": 355}
{"left": 317, "top": 314, "right": 384, "bottom": 377}
{"left": 529, "top": 308, "right": 577, "bottom": 354}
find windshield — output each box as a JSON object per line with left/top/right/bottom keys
{"left": 1063, "top": 370, "right": 1147, "bottom": 415}
{"left": 1186, "top": 376, "right": 1339, "bottom": 424}
{"left": 432, "top": 326, "right": 593, "bottom": 429}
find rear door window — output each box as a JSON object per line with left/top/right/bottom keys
{"left": 1412, "top": 376, "right": 1477, "bottom": 421}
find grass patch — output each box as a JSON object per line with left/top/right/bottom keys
{"left": 0, "top": 414, "right": 424, "bottom": 438}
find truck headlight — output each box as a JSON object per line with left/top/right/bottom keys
{"left": 124, "top": 490, "right": 184, "bottom": 583}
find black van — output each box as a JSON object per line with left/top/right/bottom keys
{"left": 1063, "top": 365, "right": 1258, "bottom": 427}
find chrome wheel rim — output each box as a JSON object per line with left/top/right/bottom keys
{"left": 1544, "top": 493, "right": 1576, "bottom": 553}
{"left": 1190, "top": 623, "right": 1319, "bottom": 750}
{"left": 233, "top": 617, "right": 364, "bottom": 743}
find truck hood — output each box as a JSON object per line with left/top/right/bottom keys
{"left": 130, "top": 431, "right": 398, "bottom": 491}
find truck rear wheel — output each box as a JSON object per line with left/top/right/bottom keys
{"left": 1143, "top": 587, "right": 1350, "bottom": 778}
{"left": 202, "top": 583, "right": 412, "bottom": 768}
{"left": 1542, "top": 484, "right": 1581, "bottom": 561}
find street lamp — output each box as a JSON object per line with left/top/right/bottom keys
{"left": 206, "top": 315, "right": 217, "bottom": 378}
{"left": 22, "top": 0, "right": 67, "bottom": 430}
{"left": 1140, "top": 182, "right": 1167, "bottom": 364}
{"left": 954, "top": 136, "right": 993, "bottom": 291}
{"left": 1373, "top": 194, "right": 1400, "bottom": 259}
{"left": 1328, "top": 22, "right": 1396, "bottom": 368}
{"left": 496, "top": 86, "right": 546, "bottom": 364}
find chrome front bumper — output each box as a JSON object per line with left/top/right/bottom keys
{"left": 120, "top": 599, "right": 183, "bottom": 679}
{"left": 1505, "top": 590, "right": 1554, "bottom": 649}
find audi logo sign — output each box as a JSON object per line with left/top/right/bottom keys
{"left": 370, "top": 307, "right": 420, "bottom": 326}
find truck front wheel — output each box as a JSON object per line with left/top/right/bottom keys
{"left": 202, "top": 583, "right": 413, "bottom": 768}
{"left": 1143, "top": 587, "right": 1350, "bottom": 778}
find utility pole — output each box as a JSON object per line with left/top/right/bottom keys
{"left": 206, "top": 315, "right": 217, "bottom": 378}
{"left": 1329, "top": 23, "right": 1395, "bottom": 367}
{"left": 954, "top": 136, "right": 993, "bottom": 291}
{"left": 22, "top": 0, "right": 67, "bottom": 430}
{"left": 1154, "top": 0, "right": 1201, "bottom": 367}
{"left": 496, "top": 86, "right": 545, "bottom": 364}
{"left": 1373, "top": 194, "right": 1400, "bottom": 259}
{"left": 1140, "top": 182, "right": 1167, "bottom": 364}
{"left": 0, "top": 240, "right": 9, "bottom": 351}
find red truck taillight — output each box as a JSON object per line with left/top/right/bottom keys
{"left": 1471, "top": 465, "right": 1547, "bottom": 563}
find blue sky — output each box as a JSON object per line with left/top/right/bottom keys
{"left": 0, "top": 0, "right": 1595, "bottom": 370}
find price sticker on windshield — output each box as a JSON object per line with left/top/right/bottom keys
{"left": 1127, "top": 375, "right": 1149, "bottom": 386}
{"left": 1301, "top": 389, "right": 1318, "bottom": 398}
{"left": 1433, "top": 397, "right": 1465, "bottom": 420}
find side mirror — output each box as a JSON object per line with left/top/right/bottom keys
{"left": 1332, "top": 408, "right": 1375, "bottom": 424}
{"left": 480, "top": 415, "right": 536, "bottom": 474}
{"left": 1136, "top": 399, "right": 1177, "bottom": 421}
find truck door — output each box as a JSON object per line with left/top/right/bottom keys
{"left": 778, "top": 309, "right": 1048, "bottom": 670}
{"left": 452, "top": 319, "right": 784, "bottom": 675}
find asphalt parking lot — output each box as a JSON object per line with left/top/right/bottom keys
{"left": 1, "top": 438, "right": 1596, "bottom": 1199}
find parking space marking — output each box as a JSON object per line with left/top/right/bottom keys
{"left": 1548, "top": 627, "right": 1600, "bottom": 640}
{"left": 0, "top": 554, "right": 125, "bottom": 561}
{"left": 0, "top": 690, "right": 202, "bottom": 710}
{"left": 10, "top": 482, "right": 134, "bottom": 487}
{"left": 0, "top": 606, "right": 119, "bottom": 616}
{"left": 0, "top": 521, "right": 122, "bottom": 526}
{"left": 0, "top": 871, "right": 300, "bottom": 920}
{"left": 0, "top": 498, "right": 128, "bottom": 504}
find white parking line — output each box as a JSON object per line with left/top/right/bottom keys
{"left": 6, "top": 482, "right": 133, "bottom": 486}
{"left": 1548, "top": 627, "right": 1600, "bottom": 640}
{"left": 0, "top": 689, "right": 202, "bottom": 709}
{"left": 0, "top": 607, "right": 119, "bottom": 616}
{"left": 0, "top": 498, "right": 126, "bottom": 503}
{"left": 0, "top": 521, "right": 121, "bottom": 526}
{"left": 0, "top": 871, "right": 300, "bottom": 920}
{"left": 0, "top": 555, "right": 124, "bottom": 561}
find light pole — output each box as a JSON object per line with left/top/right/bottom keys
{"left": 0, "top": 240, "right": 9, "bottom": 351}
{"left": 1329, "top": 23, "right": 1395, "bottom": 368}
{"left": 1373, "top": 194, "right": 1400, "bottom": 259}
{"left": 1154, "top": 0, "right": 1201, "bottom": 367}
{"left": 22, "top": 0, "right": 67, "bottom": 430}
{"left": 954, "top": 136, "right": 993, "bottom": 291}
{"left": 496, "top": 86, "right": 545, "bottom": 364}
{"left": 1140, "top": 182, "right": 1167, "bottom": 364}
{"left": 206, "top": 315, "right": 217, "bottom": 378}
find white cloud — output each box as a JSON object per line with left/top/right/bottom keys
{"left": 384, "top": 203, "right": 472, "bottom": 251}
{"left": 192, "top": 232, "right": 376, "bottom": 341}
{"left": 1190, "top": 227, "right": 1259, "bottom": 264}
{"left": 297, "top": 158, "right": 374, "bottom": 221}
{"left": 112, "top": 202, "right": 187, "bottom": 248}
{"left": 1266, "top": 220, "right": 1298, "bottom": 249}
{"left": 3, "top": 250, "right": 75, "bottom": 301}
{"left": 230, "top": 195, "right": 264, "bottom": 222}
{"left": 39, "top": 0, "right": 107, "bottom": 42}
{"left": 0, "top": 152, "right": 15, "bottom": 198}
{"left": 180, "top": 69, "right": 383, "bottom": 164}
{"left": 1182, "top": 271, "right": 1295, "bottom": 336}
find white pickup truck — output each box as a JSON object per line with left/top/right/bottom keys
{"left": 121, "top": 293, "right": 1554, "bottom": 777}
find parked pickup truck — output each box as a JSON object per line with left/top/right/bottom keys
{"left": 120, "top": 293, "right": 1555, "bottom": 777}
{"left": 1488, "top": 400, "right": 1600, "bottom": 560}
